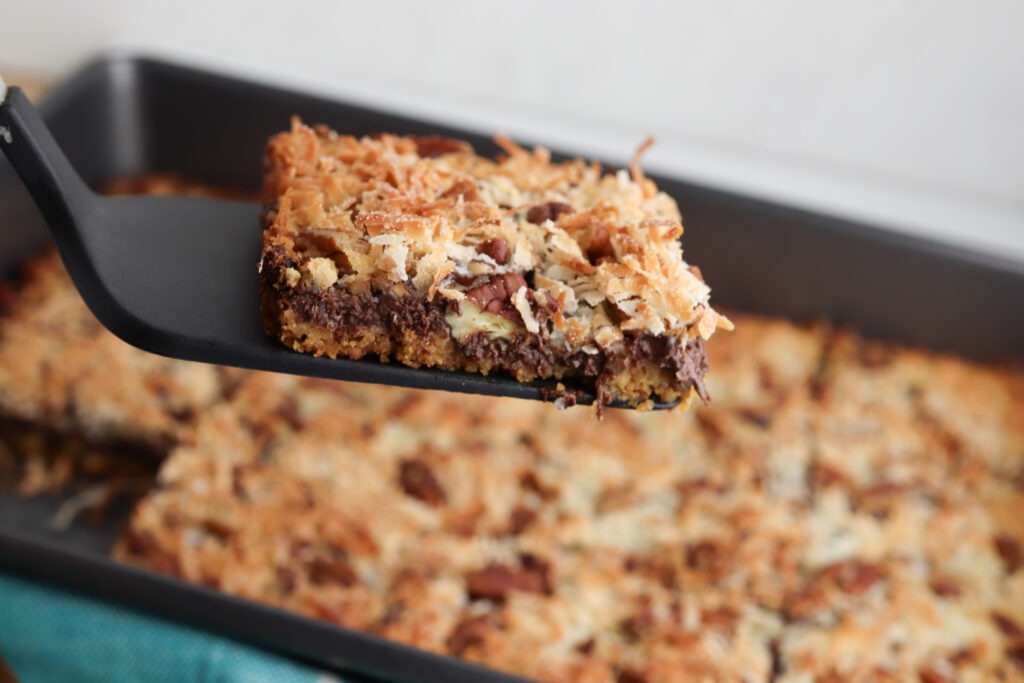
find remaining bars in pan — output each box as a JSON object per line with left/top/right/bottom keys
{"left": 259, "top": 120, "right": 731, "bottom": 408}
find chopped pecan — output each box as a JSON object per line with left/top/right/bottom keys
{"left": 308, "top": 556, "right": 358, "bottom": 587}
{"left": 575, "top": 637, "right": 596, "bottom": 654}
{"left": 477, "top": 238, "right": 509, "bottom": 264}
{"left": 398, "top": 458, "right": 447, "bottom": 507}
{"left": 412, "top": 136, "right": 466, "bottom": 158}
{"left": 507, "top": 505, "right": 537, "bottom": 535}
{"left": 199, "top": 518, "right": 234, "bottom": 542}
{"left": 929, "top": 576, "right": 962, "bottom": 598}
{"left": 520, "top": 471, "right": 559, "bottom": 500}
{"left": 616, "top": 669, "right": 648, "bottom": 683}
{"left": 465, "top": 272, "right": 528, "bottom": 319}
{"left": 784, "top": 586, "right": 825, "bottom": 620}
{"left": 810, "top": 462, "right": 846, "bottom": 488}
{"left": 526, "top": 201, "right": 573, "bottom": 225}
{"left": 465, "top": 558, "right": 550, "bottom": 603}
{"left": 276, "top": 566, "right": 297, "bottom": 595}
{"left": 584, "top": 221, "right": 616, "bottom": 264}
{"left": 995, "top": 534, "right": 1023, "bottom": 573}
{"left": 695, "top": 411, "right": 726, "bottom": 443}
{"left": 619, "top": 606, "right": 655, "bottom": 641}
{"left": 701, "top": 607, "right": 739, "bottom": 635}
{"left": 993, "top": 612, "right": 1023, "bottom": 637}
{"left": 623, "top": 555, "right": 676, "bottom": 589}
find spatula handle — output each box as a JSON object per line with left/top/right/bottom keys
{"left": 0, "top": 83, "right": 96, "bottom": 247}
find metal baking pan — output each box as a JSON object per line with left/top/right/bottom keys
{"left": 1, "top": 54, "right": 1023, "bottom": 683}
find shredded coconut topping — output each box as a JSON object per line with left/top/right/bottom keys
{"left": 262, "top": 119, "right": 731, "bottom": 353}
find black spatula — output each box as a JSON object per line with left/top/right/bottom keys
{"left": 0, "top": 80, "right": 676, "bottom": 409}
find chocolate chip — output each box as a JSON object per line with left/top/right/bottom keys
{"left": 477, "top": 237, "right": 509, "bottom": 264}
{"left": 525, "top": 201, "right": 573, "bottom": 225}
{"left": 399, "top": 458, "right": 446, "bottom": 507}
{"left": 995, "top": 534, "right": 1023, "bottom": 573}
{"left": 412, "top": 136, "right": 465, "bottom": 158}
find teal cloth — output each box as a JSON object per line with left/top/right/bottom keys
{"left": 0, "top": 571, "right": 337, "bottom": 682}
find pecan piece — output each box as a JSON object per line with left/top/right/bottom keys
{"left": 526, "top": 201, "right": 574, "bottom": 225}
{"left": 584, "top": 221, "right": 616, "bottom": 264}
{"left": 464, "top": 272, "right": 528, "bottom": 320}
{"left": 507, "top": 505, "right": 537, "bottom": 535}
{"left": 398, "top": 458, "right": 447, "bottom": 507}
{"left": 307, "top": 556, "right": 358, "bottom": 587}
{"left": 412, "top": 136, "right": 465, "bottom": 158}
{"left": 465, "top": 558, "right": 550, "bottom": 603}
{"left": 476, "top": 237, "right": 509, "bottom": 264}
{"left": 995, "top": 534, "right": 1023, "bottom": 573}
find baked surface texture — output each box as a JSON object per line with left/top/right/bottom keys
{"left": 0, "top": 248, "right": 240, "bottom": 454}
{"left": 3, "top": 175, "right": 1023, "bottom": 682}
{"left": 117, "top": 315, "right": 1024, "bottom": 683}
{"left": 259, "top": 121, "right": 730, "bottom": 407}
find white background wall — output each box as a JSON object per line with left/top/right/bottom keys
{"left": 3, "top": 0, "right": 1023, "bottom": 259}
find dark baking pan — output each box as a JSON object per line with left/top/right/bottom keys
{"left": 1, "top": 54, "right": 1023, "bottom": 683}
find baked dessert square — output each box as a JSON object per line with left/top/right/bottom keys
{"left": 0, "top": 175, "right": 247, "bottom": 500}
{"left": 259, "top": 120, "right": 731, "bottom": 408}
{"left": 116, "top": 317, "right": 1024, "bottom": 682}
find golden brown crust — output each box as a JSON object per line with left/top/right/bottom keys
{"left": 259, "top": 120, "right": 729, "bottom": 406}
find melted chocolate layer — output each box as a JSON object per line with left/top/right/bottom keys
{"left": 262, "top": 246, "right": 709, "bottom": 404}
